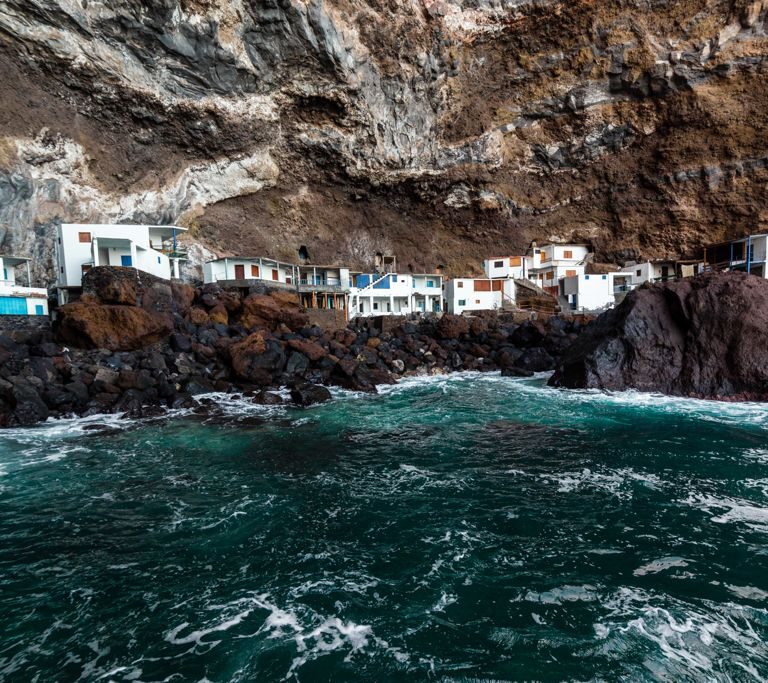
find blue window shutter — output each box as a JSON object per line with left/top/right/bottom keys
{"left": 121, "top": 255, "right": 133, "bottom": 267}
{"left": 35, "top": 305, "right": 44, "bottom": 315}
{"left": 0, "top": 297, "right": 27, "bottom": 315}
{"left": 157, "top": 256, "right": 161, "bottom": 264}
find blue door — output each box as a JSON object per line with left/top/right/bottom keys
{"left": 0, "top": 297, "right": 27, "bottom": 315}
{"left": 35, "top": 304, "right": 44, "bottom": 316}
{"left": 121, "top": 255, "right": 133, "bottom": 267}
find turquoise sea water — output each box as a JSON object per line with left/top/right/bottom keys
{"left": 1, "top": 373, "right": 767, "bottom": 682}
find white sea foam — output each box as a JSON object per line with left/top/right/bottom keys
{"left": 517, "top": 584, "right": 598, "bottom": 605}
{"left": 633, "top": 557, "right": 691, "bottom": 576}
{"left": 682, "top": 493, "right": 768, "bottom": 532}
{"left": 538, "top": 467, "right": 663, "bottom": 499}
{"left": 593, "top": 586, "right": 768, "bottom": 677}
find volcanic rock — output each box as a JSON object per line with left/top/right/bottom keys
{"left": 57, "top": 302, "right": 173, "bottom": 351}
{"left": 549, "top": 272, "right": 768, "bottom": 400}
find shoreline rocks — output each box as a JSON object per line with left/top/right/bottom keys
{"left": 549, "top": 271, "right": 768, "bottom": 401}
{"left": 0, "top": 266, "right": 588, "bottom": 427}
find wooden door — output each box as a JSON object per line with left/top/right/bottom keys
{"left": 234, "top": 264, "right": 245, "bottom": 279}
{"left": 272, "top": 269, "right": 279, "bottom": 281}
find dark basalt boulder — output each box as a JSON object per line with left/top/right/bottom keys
{"left": 549, "top": 271, "right": 768, "bottom": 400}
{"left": 290, "top": 383, "right": 332, "bottom": 406}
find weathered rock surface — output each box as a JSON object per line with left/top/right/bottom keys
{"left": 549, "top": 272, "right": 768, "bottom": 400}
{"left": 1, "top": 2, "right": 768, "bottom": 280}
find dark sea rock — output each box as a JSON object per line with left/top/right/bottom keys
{"left": 291, "top": 383, "right": 332, "bottom": 406}
{"left": 549, "top": 271, "right": 768, "bottom": 400}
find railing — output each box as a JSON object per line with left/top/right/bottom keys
{"left": 300, "top": 277, "right": 342, "bottom": 286}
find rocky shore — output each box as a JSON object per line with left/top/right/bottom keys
{"left": 0, "top": 267, "right": 587, "bottom": 427}
{"left": 550, "top": 271, "right": 768, "bottom": 401}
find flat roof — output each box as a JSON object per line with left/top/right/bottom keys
{"left": 62, "top": 223, "right": 188, "bottom": 233}
{"left": 705, "top": 232, "right": 768, "bottom": 248}
{"left": 206, "top": 256, "right": 297, "bottom": 267}
{"left": 0, "top": 255, "right": 30, "bottom": 266}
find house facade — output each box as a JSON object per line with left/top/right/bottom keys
{"left": 0, "top": 256, "right": 48, "bottom": 316}
{"left": 703, "top": 233, "right": 768, "bottom": 278}
{"left": 203, "top": 257, "right": 298, "bottom": 285}
{"left": 55, "top": 223, "right": 187, "bottom": 304}
{"left": 445, "top": 278, "right": 515, "bottom": 314}
{"left": 349, "top": 272, "right": 443, "bottom": 317}
{"left": 297, "top": 265, "right": 351, "bottom": 317}
{"left": 617, "top": 260, "right": 679, "bottom": 287}
{"left": 560, "top": 273, "right": 620, "bottom": 312}
{"left": 528, "top": 244, "right": 590, "bottom": 295}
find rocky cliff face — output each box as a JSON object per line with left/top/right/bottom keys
{"left": 1, "top": 0, "right": 767, "bottom": 282}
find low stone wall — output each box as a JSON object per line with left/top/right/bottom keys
{"left": 0, "top": 315, "right": 52, "bottom": 333}
{"left": 306, "top": 308, "right": 347, "bottom": 331}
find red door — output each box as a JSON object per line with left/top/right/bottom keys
{"left": 272, "top": 269, "right": 279, "bottom": 281}
{"left": 234, "top": 264, "right": 245, "bottom": 279}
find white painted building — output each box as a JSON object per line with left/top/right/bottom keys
{"left": 483, "top": 255, "right": 535, "bottom": 280}
{"left": 350, "top": 272, "right": 443, "bottom": 317}
{"left": 560, "top": 273, "right": 621, "bottom": 312}
{"left": 528, "top": 243, "right": 590, "bottom": 294}
{"left": 618, "top": 260, "right": 678, "bottom": 287}
{"left": 297, "top": 264, "right": 351, "bottom": 316}
{"left": 55, "top": 223, "right": 187, "bottom": 304}
{"left": 704, "top": 233, "right": 768, "bottom": 278}
{"left": 445, "top": 278, "right": 515, "bottom": 314}
{"left": 204, "top": 257, "right": 298, "bottom": 285}
{"left": 0, "top": 256, "right": 49, "bottom": 316}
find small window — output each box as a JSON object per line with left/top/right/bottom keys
{"left": 546, "top": 272, "right": 554, "bottom": 280}
{"left": 157, "top": 256, "right": 161, "bottom": 264}
{"left": 475, "top": 299, "right": 481, "bottom": 304}
{"left": 458, "top": 299, "right": 466, "bottom": 306}
{"left": 373, "top": 302, "right": 379, "bottom": 311}
{"left": 636, "top": 269, "right": 642, "bottom": 277}
{"left": 427, "top": 280, "right": 434, "bottom": 287}
{"left": 563, "top": 250, "right": 573, "bottom": 259}
{"left": 457, "top": 281, "right": 464, "bottom": 288}
{"left": 60, "top": 266, "right": 64, "bottom": 274}
{"left": 494, "top": 260, "right": 504, "bottom": 268}
{"left": 602, "top": 275, "right": 607, "bottom": 280}
{"left": 585, "top": 275, "right": 590, "bottom": 280}
{"left": 78, "top": 232, "right": 91, "bottom": 243}
{"left": 251, "top": 265, "right": 259, "bottom": 277}
{"left": 58, "top": 238, "right": 61, "bottom": 244}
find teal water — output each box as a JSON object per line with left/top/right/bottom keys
{"left": 1, "top": 373, "right": 767, "bottom": 682}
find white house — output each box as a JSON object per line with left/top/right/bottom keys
{"left": 560, "top": 273, "right": 621, "bottom": 312}
{"left": 618, "top": 260, "right": 678, "bottom": 287}
{"left": 0, "top": 256, "right": 49, "bottom": 316}
{"left": 445, "top": 278, "right": 515, "bottom": 314}
{"left": 297, "top": 264, "right": 351, "bottom": 315}
{"left": 528, "top": 243, "right": 590, "bottom": 295}
{"left": 55, "top": 223, "right": 187, "bottom": 304}
{"left": 203, "top": 256, "right": 298, "bottom": 285}
{"left": 349, "top": 272, "right": 443, "bottom": 317}
{"left": 703, "top": 233, "right": 768, "bottom": 278}
{"left": 484, "top": 255, "right": 534, "bottom": 280}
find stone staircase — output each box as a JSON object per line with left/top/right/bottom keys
{"left": 513, "top": 279, "right": 560, "bottom": 315}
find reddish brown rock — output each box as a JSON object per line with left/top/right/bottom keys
{"left": 287, "top": 338, "right": 327, "bottom": 362}
{"left": 436, "top": 315, "right": 469, "bottom": 340}
{"left": 240, "top": 292, "right": 308, "bottom": 332}
{"left": 171, "top": 282, "right": 195, "bottom": 315}
{"left": 188, "top": 307, "right": 210, "bottom": 325}
{"left": 208, "top": 304, "right": 229, "bottom": 325}
{"left": 550, "top": 272, "right": 768, "bottom": 400}
{"left": 229, "top": 332, "right": 286, "bottom": 384}
{"left": 57, "top": 302, "right": 173, "bottom": 351}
